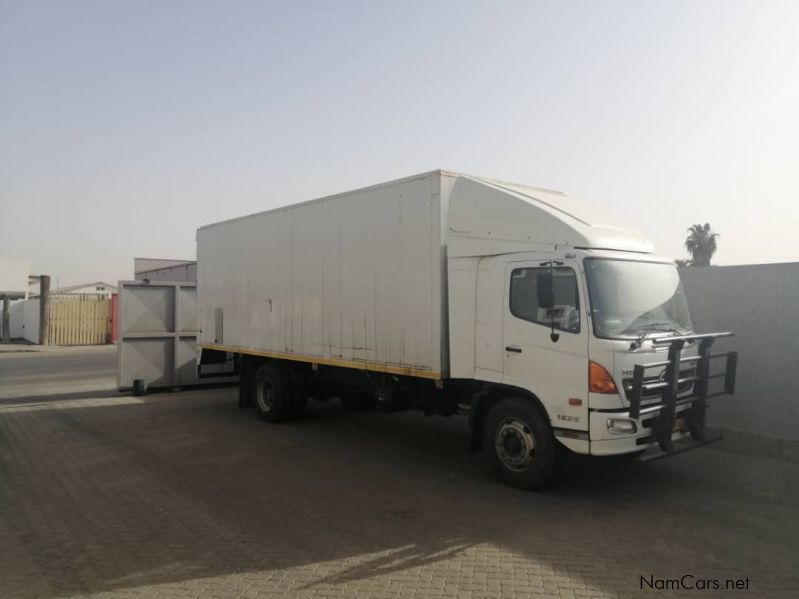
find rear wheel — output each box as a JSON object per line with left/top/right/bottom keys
{"left": 252, "top": 363, "right": 293, "bottom": 422}
{"left": 483, "top": 397, "right": 557, "bottom": 490}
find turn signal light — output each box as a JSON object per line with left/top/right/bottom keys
{"left": 589, "top": 361, "right": 618, "bottom": 394}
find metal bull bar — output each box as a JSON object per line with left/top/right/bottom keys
{"left": 628, "top": 332, "right": 738, "bottom": 454}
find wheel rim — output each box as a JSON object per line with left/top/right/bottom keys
{"left": 257, "top": 378, "right": 274, "bottom": 413}
{"left": 495, "top": 417, "right": 537, "bottom": 471}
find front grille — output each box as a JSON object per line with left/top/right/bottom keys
{"left": 622, "top": 367, "right": 695, "bottom": 399}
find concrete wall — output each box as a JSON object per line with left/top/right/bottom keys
{"left": 9, "top": 298, "right": 40, "bottom": 343}
{"left": 681, "top": 263, "right": 799, "bottom": 445}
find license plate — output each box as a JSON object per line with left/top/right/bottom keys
{"left": 673, "top": 417, "right": 686, "bottom": 433}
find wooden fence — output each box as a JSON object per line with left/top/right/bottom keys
{"left": 48, "top": 294, "right": 112, "bottom": 345}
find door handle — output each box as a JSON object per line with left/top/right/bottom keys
{"left": 505, "top": 345, "right": 523, "bottom": 353}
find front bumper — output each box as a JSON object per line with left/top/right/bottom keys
{"left": 588, "top": 406, "right": 693, "bottom": 456}
{"left": 587, "top": 332, "right": 737, "bottom": 458}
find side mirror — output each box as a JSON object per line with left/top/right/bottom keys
{"left": 537, "top": 272, "right": 554, "bottom": 309}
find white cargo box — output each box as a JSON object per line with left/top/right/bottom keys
{"left": 197, "top": 171, "right": 448, "bottom": 379}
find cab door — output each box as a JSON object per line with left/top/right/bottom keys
{"left": 502, "top": 259, "right": 589, "bottom": 430}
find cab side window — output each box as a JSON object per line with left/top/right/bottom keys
{"left": 510, "top": 267, "right": 580, "bottom": 333}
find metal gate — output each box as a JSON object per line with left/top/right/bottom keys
{"left": 117, "top": 280, "right": 235, "bottom": 390}
{"left": 48, "top": 294, "right": 111, "bottom": 345}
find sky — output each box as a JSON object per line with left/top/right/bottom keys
{"left": 1, "top": 0, "right": 798, "bottom": 287}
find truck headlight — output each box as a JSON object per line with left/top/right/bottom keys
{"left": 607, "top": 418, "right": 637, "bottom": 435}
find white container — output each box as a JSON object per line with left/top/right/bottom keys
{"left": 197, "top": 171, "right": 448, "bottom": 378}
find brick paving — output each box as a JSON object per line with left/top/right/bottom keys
{"left": 1, "top": 348, "right": 798, "bottom": 598}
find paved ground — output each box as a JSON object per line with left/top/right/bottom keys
{"left": 0, "top": 344, "right": 117, "bottom": 402}
{"left": 1, "top": 347, "right": 798, "bottom": 598}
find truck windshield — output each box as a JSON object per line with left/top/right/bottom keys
{"left": 584, "top": 258, "right": 692, "bottom": 339}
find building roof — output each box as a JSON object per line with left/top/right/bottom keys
{"left": 136, "top": 261, "right": 196, "bottom": 276}
{"left": 134, "top": 258, "right": 195, "bottom": 274}
{"left": 52, "top": 281, "right": 118, "bottom": 294}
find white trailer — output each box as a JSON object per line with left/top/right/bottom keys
{"left": 197, "top": 170, "right": 737, "bottom": 489}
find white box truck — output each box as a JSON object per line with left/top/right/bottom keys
{"left": 197, "top": 170, "right": 737, "bottom": 489}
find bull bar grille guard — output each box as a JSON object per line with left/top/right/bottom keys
{"left": 628, "top": 332, "right": 738, "bottom": 454}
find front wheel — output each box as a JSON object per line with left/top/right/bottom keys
{"left": 483, "top": 397, "right": 557, "bottom": 490}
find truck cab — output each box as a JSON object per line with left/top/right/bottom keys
{"left": 474, "top": 249, "right": 701, "bottom": 452}
{"left": 445, "top": 174, "right": 737, "bottom": 489}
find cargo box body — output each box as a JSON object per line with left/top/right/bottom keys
{"left": 197, "top": 171, "right": 448, "bottom": 379}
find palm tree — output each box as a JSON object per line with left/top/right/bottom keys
{"left": 684, "top": 223, "right": 718, "bottom": 267}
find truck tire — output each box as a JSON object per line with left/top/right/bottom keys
{"left": 483, "top": 397, "right": 557, "bottom": 490}
{"left": 252, "top": 363, "right": 293, "bottom": 422}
